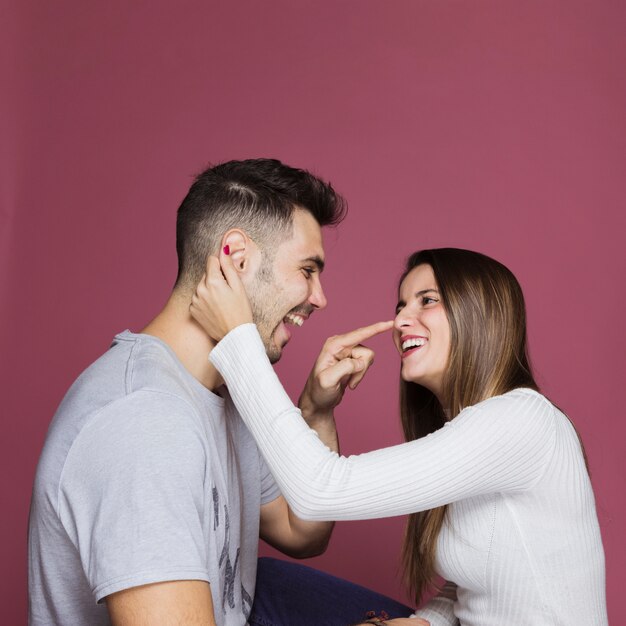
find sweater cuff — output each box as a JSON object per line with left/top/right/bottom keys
{"left": 412, "top": 597, "right": 457, "bottom": 626}
{"left": 209, "top": 323, "right": 295, "bottom": 416}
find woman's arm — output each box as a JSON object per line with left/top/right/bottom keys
{"left": 210, "top": 323, "right": 555, "bottom": 521}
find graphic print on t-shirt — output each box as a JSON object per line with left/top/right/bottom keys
{"left": 213, "top": 485, "right": 252, "bottom": 621}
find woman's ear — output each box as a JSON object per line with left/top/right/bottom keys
{"left": 221, "top": 229, "right": 257, "bottom": 272}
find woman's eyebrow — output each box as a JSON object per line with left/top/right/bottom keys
{"left": 396, "top": 288, "right": 440, "bottom": 310}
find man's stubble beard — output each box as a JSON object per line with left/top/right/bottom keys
{"left": 247, "top": 256, "right": 284, "bottom": 364}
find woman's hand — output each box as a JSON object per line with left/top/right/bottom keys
{"left": 356, "top": 617, "right": 430, "bottom": 626}
{"left": 190, "top": 248, "right": 253, "bottom": 341}
{"left": 298, "top": 321, "right": 394, "bottom": 420}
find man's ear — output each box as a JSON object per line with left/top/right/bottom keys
{"left": 221, "top": 229, "right": 259, "bottom": 273}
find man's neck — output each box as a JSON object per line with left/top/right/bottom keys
{"left": 140, "top": 290, "right": 225, "bottom": 392}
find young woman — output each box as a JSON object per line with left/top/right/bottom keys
{"left": 191, "top": 247, "right": 607, "bottom": 625}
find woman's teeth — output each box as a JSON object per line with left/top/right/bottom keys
{"left": 284, "top": 313, "right": 304, "bottom": 327}
{"left": 402, "top": 337, "right": 426, "bottom": 352}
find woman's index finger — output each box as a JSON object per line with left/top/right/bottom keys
{"left": 217, "top": 247, "right": 240, "bottom": 286}
{"left": 335, "top": 320, "right": 394, "bottom": 349}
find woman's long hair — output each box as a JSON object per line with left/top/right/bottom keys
{"left": 399, "top": 248, "right": 539, "bottom": 605}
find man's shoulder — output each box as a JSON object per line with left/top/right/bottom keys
{"left": 116, "top": 331, "right": 197, "bottom": 399}
{"left": 44, "top": 332, "right": 207, "bottom": 461}
{"left": 67, "top": 331, "right": 198, "bottom": 411}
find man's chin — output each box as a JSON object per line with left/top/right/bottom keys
{"left": 266, "top": 338, "right": 287, "bottom": 364}
{"left": 268, "top": 352, "right": 281, "bottom": 365}
{"left": 264, "top": 321, "right": 292, "bottom": 363}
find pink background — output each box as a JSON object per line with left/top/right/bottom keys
{"left": 2, "top": 1, "right": 624, "bottom": 623}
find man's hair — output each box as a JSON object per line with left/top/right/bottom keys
{"left": 174, "top": 158, "right": 347, "bottom": 289}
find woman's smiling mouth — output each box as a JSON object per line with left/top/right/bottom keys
{"left": 400, "top": 335, "right": 427, "bottom": 358}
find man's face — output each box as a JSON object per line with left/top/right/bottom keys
{"left": 247, "top": 209, "right": 327, "bottom": 363}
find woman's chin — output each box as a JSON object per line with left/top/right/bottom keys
{"left": 401, "top": 371, "right": 436, "bottom": 394}
{"left": 401, "top": 369, "right": 419, "bottom": 384}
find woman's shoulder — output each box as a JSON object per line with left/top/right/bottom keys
{"left": 460, "top": 387, "right": 557, "bottom": 431}
{"left": 474, "top": 387, "right": 552, "bottom": 409}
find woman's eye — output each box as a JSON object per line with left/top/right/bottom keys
{"left": 422, "top": 296, "right": 437, "bottom": 305}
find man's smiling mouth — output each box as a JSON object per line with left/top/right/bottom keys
{"left": 284, "top": 312, "right": 306, "bottom": 327}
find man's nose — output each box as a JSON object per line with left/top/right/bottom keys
{"left": 309, "top": 278, "right": 328, "bottom": 310}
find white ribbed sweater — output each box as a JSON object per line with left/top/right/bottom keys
{"left": 210, "top": 324, "right": 607, "bottom": 626}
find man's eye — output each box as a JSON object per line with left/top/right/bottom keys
{"left": 302, "top": 267, "right": 315, "bottom": 278}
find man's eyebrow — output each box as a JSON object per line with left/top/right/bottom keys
{"left": 303, "top": 256, "right": 325, "bottom": 272}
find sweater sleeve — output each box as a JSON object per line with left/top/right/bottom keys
{"left": 210, "top": 324, "right": 556, "bottom": 521}
{"left": 411, "top": 582, "right": 459, "bottom": 626}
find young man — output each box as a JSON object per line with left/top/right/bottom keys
{"left": 28, "top": 159, "right": 346, "bottom": 625}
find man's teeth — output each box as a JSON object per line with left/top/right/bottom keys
{"left": 284, "top": 313, "right": 304, "bottom": 327}
{"left": 402, "top": 337, "right": 426, "bottom": 352}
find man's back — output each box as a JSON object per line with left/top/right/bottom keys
{"left": 28, "top": 331, "right": 279, "bottom": 625}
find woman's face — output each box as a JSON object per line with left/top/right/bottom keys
{"left": 394, "top": 264, "right": 451, "bottom": 399}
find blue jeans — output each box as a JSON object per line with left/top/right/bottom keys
{"left": 250, "top": 557, "right": 414, "bottom": 626}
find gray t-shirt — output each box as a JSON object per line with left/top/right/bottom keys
{"left": 28, "top": 330, "right": 280, "bottom": 626}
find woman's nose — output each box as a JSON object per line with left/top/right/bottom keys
{"left": 394, "top": 310, "right": 410, "bottom": 332}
